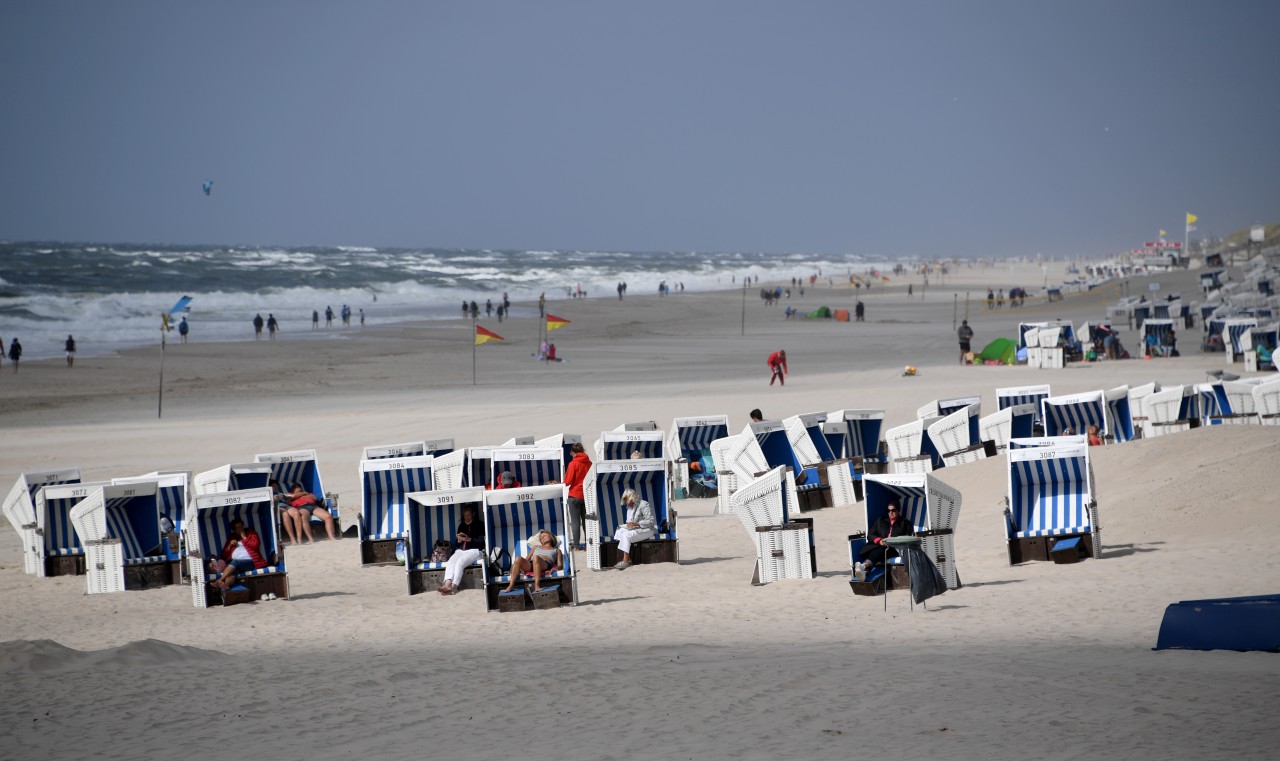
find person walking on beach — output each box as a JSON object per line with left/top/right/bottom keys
{"left": 267, "top": 313, "right": 279, "bottom": 340}
{"left": 8, "top": 337, "right": 22, "bottom": 373}
{"left": 359, "top": 308, "right": 365, "bottom": 327}
{"left": 986, "top": 289, "right": 995, "bottom": 309}
{"left": 65, "top": 335, "right": 76, "bottom": 368}
{"left": 325, "top": 306, "right": 334, "bottom": 328}
{"left": 486, "top": 299, "right": 493, "bottom": 317}
{"left": 957, "top": 320, "right": 974, "bottom": 365}
{"left": 767, "top": 349, "right": 788, "bottom": 386}
{"left": 178, "top": 316, "right": 189, "bottom": 344}
{"left": 855, "top": 300, "right": 865, "bottom": 321}
{"left": 253, "top": 313, "right": 265, "bottom": 340}
{"left": 312, "top": 310, "right": 319, "bottom": 331}
{"left": 538, "top": 292, "right": 546, "bottom": 317}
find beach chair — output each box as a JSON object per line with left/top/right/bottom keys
{"left": 1004, "top": 440, "right": 1100, "bottom": 565}
{"left": 980, "top": 404, "right": 1036, "bottom": 453}
{"left": 1127, "top": 382, "right": 1160, "bottom": 439}
{"left": 4, "top": 467, "right": 83, "bottom": 576}
{"left": 596, "top": 429, "right": 665, "bottom": 461}
{"left": 708, "top": 435, "right": 743, "bottom": 515}
{"left": 429, "top": 448, "right": 467, "bottom": 490}
{"left": 1041, "top": 390, "right": 1106, "bottom": 438}
{"left": 782, "top": 412, "right": 830, "bottom": 464}
{"left": 490, "top": 447, "right": 563, "bottom": 488}
{"left": 1023, "top": 325, "right": 1043, "bottom": 368}
{"left": 583, "top": 459, "right": 675, "bottom": 570}
{"left": 1142, "top": 385, "right": 1201, "bottom": 437}
{"left": 186, "top": 488, "right": 288, "bottom": 608}
{"left": 885, "top": 418, "right": 943, "bottom": 474}
{"left": 194, "top": 462, "right": 272, "bottom": 495}
{"left": 1104, "top": 386, "right": 1136, "bottom": 443}
{"left": 848, "top": 472, "right": 963, "bottom": 593}
{"left": 822, "top": 409, "right": 889, "bottom": 506}
{"left": 728, "top": 466, "right": 814, "bottom": 585}
{"left": 917, "top": 395, "right": 981, "bottom": 420}
{"left": 255, "top": 449, "right": 340, "bottom": 539}
{"left": 1252, "top": 379, "right": 1280, "bottom": 425}
{"left": 997, "top": 384, "right": 1050, "bottom": 424}
{"left": 749, "top": 420, "right": 829, "bottom": 510}
{"left": 482, "top": 484, "right": 578, "bottom": 611}
{"left": 928, "top": 403, "right": 987, "bottom": 467}
{"left": 1142, "top": 318, "right": 1176, "bottom": 357}
{"left": 502, "top": 435, "right": 537, "bottom": 446}
{"left": 1036, "top": 327, "right": 1065, "bottom": 369}
{"left": 70, "top": 481, "right": 181, "bottom": 594}
{"left": 404, "top": 486, "right": 488, "bottom": 597}
{"left": 114, "top": 471, "right": 189, "bottom": 535}
{"left": 35, "top": 480, "right": 113, "bottom": 577}
{"left": 358, "top": 454, "right": 434, "bottom": 566}
{"left": 1223, "top": 318, "right": 1259, "bottom": 362}
{"left": 1240, "top": 325, "right": 1279, "bottom": 373}
{"left": 668, "top": 415, "right": 730, "bottom": 500}
{"left": 362, "top": 441, "right": 428, "bottom": 460}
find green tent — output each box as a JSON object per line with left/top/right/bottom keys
{"left": 808, "top": 305, "right": 832, "bottom": 319}
{"left": 978, "top": 337, "right": 1017, "bottom": 364}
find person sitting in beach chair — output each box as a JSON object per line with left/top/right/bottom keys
{"left": 853, "top": 496, "right": 914, "bottom": 579}
{"left": 270, "top": 479, "right": 302, "bottom": 545}
{"left": 493, "top": 471, "right": 521, "bottom": 490}
{"left": 285, "top": 482, "right": 337, "bottom": 542}
{"left": 207, "top": 519, "right": 267, "bottom": 591}
{"left": 438, "top": 504, "right": 486, "bottom": 596}
{"left": 1087, "top": 424, "right": 1103, "bottom": 447}
{"left": 502, "top": 529, "right": 562, "bottom": 593}
{"left": 611, "top": 489, "right": 656, "bottom": 570}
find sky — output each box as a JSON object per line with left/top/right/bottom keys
{"left": 1, "top": 0, "right": 1277, "bottom": 258}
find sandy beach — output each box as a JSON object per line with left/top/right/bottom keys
{"left": 2, "top": 260, "right": 1278, "bottom": 761}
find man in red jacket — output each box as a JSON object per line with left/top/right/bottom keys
{"left": 767, "top": 349, "right": 788, "bottom": 386}
{"left": 562, "top": 442, "right": 592, "bottom": 551}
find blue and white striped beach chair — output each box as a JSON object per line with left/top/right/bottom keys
{"left": 194, "top": 462, "right": 272, "bottom": 495}
{"left": 596, "top": 429, "right": 665, "bottom": 461}
{"left": 34, "top": 480, "right": 109, "bottom": 577}
{"left": 1224, "top": 318, "right": 1259, "bottom": 362}
{"left": 784, "top": 412, "right": 833, "bottom": 463}
{"left": 404, "top": 486, "right": 488, "bottom": 597}
{"left": 482, "top": 484, "right": 577, "bottom": 610}
{"left": 359, "top": 454, "right": 434, "bottom": 566}
{"left": 583, "top": 459, "right": 674, "bottom": 571}
{"left": 849, "top": 472, "right": 962, "bottom": 591}
{"left": 462, "top": 447, "right": 495, "bottom": 488}
{"left": 1142, "top": 318, "right": 1177, "bottom": 357}
{"left": 918, "top": 395, "right": 981, "bottom": 421}
{"left": 71, "top": 481, "right": 178, "bottom": 594}
{"left": 185, "top": 488, "right": 287, "bottom": 608}
{"left": 997, "top": 385, "right": 1050, "bottom": 425}
{"left": 490, "top": 447, "right": 563, "bottom": 488}
{"left": 668, "top": 415, "right": 730, "bottom": 499}
{"left": 4, "top": 468, "right": 82, "bottom": 576}
{"left": 114, "top": 471, "right": 188, "bottom": 534}
{"left": 1004, "top": 440, "right": 1100, "bottom": 565}
{"left": 1142, "top": 385, "right": 1201, "bottom": 437}
{"left": 1104, "top": 386, "right": 1136, "bottom": 443}
{"left": 729, "top": 466, "right": 812, "bottom": 584}
{"left": 535, "top": 433, "right": 583, "bottom": 479}
{"left": 1041, "top": 391, "right": 1107, "bottom": 439}
{"left": 256, "top": 449, "right": 340, "bottom": 539}
{"left": 747, "top": 419, "right": 829, "bottom": 508}
{"left": 1241, "top": 325, "right": 1279, "bottom": 373}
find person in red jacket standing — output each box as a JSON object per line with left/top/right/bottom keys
{"left": 562, "top": 442, "right": 592, "bottom": 551}
{"left": 767, "top": 349, "right": 788, "bottom": 386}
{"left": 207, "top": 519, "right": 268, "bottom": 591}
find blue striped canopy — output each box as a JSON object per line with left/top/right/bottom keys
{"left": 590, "top": 461, "right": 672, "bottom": 542}
{"left": 600, "top": 432, "right": 664, "bottom": 461}
{"left": 672, "top": 416, "right": 729, "bottom": 459}
{"left": 361, "top": 456, "right": 433, "bottom": 540}
{"left": 490, "top": 448, "right": 563, "bottom": 487}
{"left": 405, "top": 487, "right": 486, "bottom": 570}
{"left": 1006, "top": 445, "right": 1092, "bottom": 539}
{"left": 483, "top": 485, "right": 574, "bottom": 583}
{"left": 193, "top": 490, "right": 283, "bottom": 578}
{"left": 1041, "top": 392, "right": 1106, "bottom": 438}
{"left": 103, "top": 491, "right": 164, "bottom": 563}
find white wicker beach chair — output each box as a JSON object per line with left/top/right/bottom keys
{"left": 929, "top": 403, "right": 986, "bottom": 468}
{"left": 404, "top": 486, "right": 488, "bottom": 598}
{"left": 255, "top": 449, "right": 340, "bottom": 538}
{"left": 851, "top": 472, "right": 963, "bottom": 590}
{"left": 728, "top": 466, "right": 813, "bottom": 585}
{"left": 186, "top": 488, "right": 287, "bottom": 608}
{"left": 483, "top": 484, "right": 578, "bottom": 611}
{"left": 708, "top": 435, "right": 740, "bottom": 515}
{"left": 583, "top": 459, "right": 674, "bottom": 571}
{"left": 71, "top": 481, "right": 180, "bottom": 594}
{"left": 4, "top": 468, "right": 83, "bottom": 576}
{"left": 358, "top": 454, "right": 434, "bottom": 566}
{"left": 1251, "top": 379, "right": 1280, "bottom": 425}
{"left": 1004, "top": 440, "right": 1100, "bottom": 565}
{"left": 1142, "top": 385, "right": 1199, "bottom": 437}
{"left": 428, "top": 448, "right": 467, "bottom": 490}
{"left": 980, "top": 404, "right": 1036, "bottom": 452}
{"left": 194, "top": 462, "right": 272, "bottom": 495}
{"left": 885, "top": 418, "right": 938, "bottom": 474}
{"left": 1126, "top": 382, "right": 1160, "bottom": 439}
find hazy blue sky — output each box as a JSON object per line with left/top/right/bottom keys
{"left": 1, "top": 1, "right": 1277, "bottom": 257}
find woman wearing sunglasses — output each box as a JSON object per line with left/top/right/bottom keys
{"left": 854, "top": 496, "right": 914, "bottom": 579}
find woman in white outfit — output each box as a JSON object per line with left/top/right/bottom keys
{"left": 439, "top": 505, "right": 486, "bottom": 595}
{"left": 612, "top": 489, "right": 655, "bottom": 570}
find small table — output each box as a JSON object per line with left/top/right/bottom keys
{"left": 884, "top": 535, "right": 924, "bottom": 612}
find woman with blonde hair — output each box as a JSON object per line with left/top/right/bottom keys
{"left": 503, "top": 529, "right": 562, "bottom": 593}
{"left": 612, "top": 489, "right": 655, "bottom": 570}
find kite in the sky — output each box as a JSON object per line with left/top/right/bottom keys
{"left": 202, "top": 180, "right": 213, "bottom": 196}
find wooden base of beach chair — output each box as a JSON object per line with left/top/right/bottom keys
{"left": 848, "top": 566, "right": 910, "bottom": 596}
{"left": 496, "top": 589, "right": 529, "bottom": 612}
{"left": 529, "top": 586, "right": 563, "bottom": 610}
{"left": 44, "top": 555, "right": 85, "bottom": 577}
{"left": 488, "top": 578, "right": 575, "bottom": 612}
{"left": 124, "top": 562, "right": 180, "bottom": 591}
{"left": 1009, "top": 535, "right": 1094, "bottom": 564}
{"left": 797, "top": 485, "right": 832, "bottom": 512}
{"left": 209, "top": 573, "right": 288, "bottom": 605}
{"left": 408, "top": 566, "right": 483, "bottom": 595}
{"left": 361, "top": 538, "right": 402, "bottom": 566}
{"left": 598, "top": 539, "right": 678, "bottom": 567}
{"left": 1049, "top": 537, "right": 1086, "bottom": 564}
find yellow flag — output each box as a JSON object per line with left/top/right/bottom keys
{"left": 1159, "top": 230, "right": 1167, "bottom": 238}
{"left": 1186, "top": 212, "right": 1198, "bottom": 225}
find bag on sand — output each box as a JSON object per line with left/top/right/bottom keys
{"left": 431, "top": 540, "right": 453, "bottom": 563}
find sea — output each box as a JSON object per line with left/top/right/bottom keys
{"left": 0, "top": 242, "right": 905, "bottom": 360}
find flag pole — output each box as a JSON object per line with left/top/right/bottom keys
{"left": 472, "top": 319, "right": 477, "bottom": 386}
{"left": 158, "top": 314, "right": 167, "bottom": 419}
